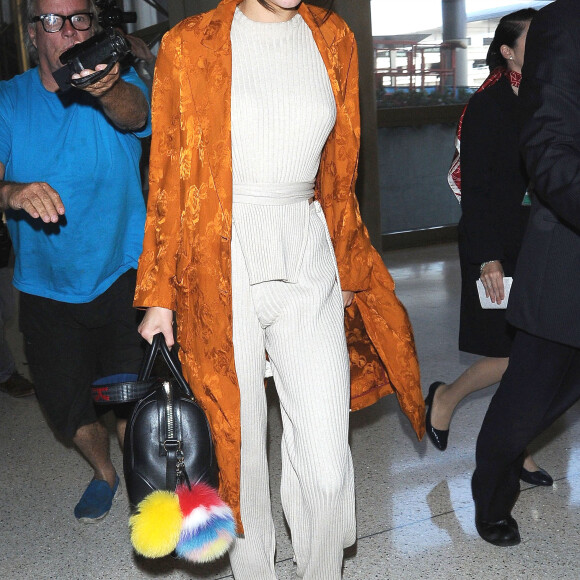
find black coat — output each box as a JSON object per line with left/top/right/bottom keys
{"left": 508, "top": 0, "right": 580, "bottom": 348}
{"left": 457, "top": 76, "right": 530, "bottom": 357}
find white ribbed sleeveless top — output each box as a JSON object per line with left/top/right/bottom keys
{"left": 230, "top": 7, "right": 336, "bottom": 284}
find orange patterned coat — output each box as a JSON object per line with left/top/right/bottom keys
{"left": 134, "top": 0, "right": 425, "bottom": 532}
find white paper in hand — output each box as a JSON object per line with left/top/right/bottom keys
{"left": 476, "top": 277, "right": 513, "bottom": 309}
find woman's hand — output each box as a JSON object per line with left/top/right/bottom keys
{"left": 342, "top": 290, "right": 355, "bottom": 308}
{"left": 138, "top": 306, "right": 175, "bottom": 347}
{"left": 480, "top": 260, "right": 505, "bottom": 304}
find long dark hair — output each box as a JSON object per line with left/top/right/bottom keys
{"left": 486, "top": 8, "right": 536, "bottom": 71}
{"left": 257, "top": 0, "right": 335, "bottom": 18}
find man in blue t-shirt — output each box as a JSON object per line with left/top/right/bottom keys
{"left": 0, "top": 0, "right": 151, "bottom": 522}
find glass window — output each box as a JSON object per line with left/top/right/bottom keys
{"left": 371, "top": 1, "right": 553, "bottom": 236}
{"left": 371, "top": 0, "right": 553, "bottom": 109}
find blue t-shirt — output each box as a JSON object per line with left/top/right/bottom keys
{"left": 0, "top": 67, "right": 151, "bottom": 303}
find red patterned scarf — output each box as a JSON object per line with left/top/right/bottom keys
{"left": 448, "top": 68, "right": 522, "bottom": 203}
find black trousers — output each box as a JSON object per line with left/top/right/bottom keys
{"left": 19, "top": 270, "right": 144, "bottom": 439}
{"left": 472, "top": 329, "right": 580, "bottom": 521}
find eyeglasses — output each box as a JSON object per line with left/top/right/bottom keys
{"left": 30, "top": 12, "right": 94, "bottom": 33}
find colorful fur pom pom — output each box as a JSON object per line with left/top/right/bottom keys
{"left": 129, "top": 490, "right": 183, "bottom": 558}
{"left": 175, "top": 482, "right": 236, "bottom": 563}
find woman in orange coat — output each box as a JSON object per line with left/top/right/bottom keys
{"left": 135, "top": 0, "right": 424, "bottom": 577}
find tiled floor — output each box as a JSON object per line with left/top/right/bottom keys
{"left": 1, "top": 242, "right": 579, "bottom": 579}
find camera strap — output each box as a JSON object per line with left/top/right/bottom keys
{"left": 69, "top": 61, "right": 117, "bottom": 89}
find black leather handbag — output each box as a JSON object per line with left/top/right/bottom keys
{"left": 125, "top": 334, "right": 218, "bottom": 506}
{"left": 93, "top": 333, "right": 218, "bottom": 506}
{"left": 92, "top": 334, "right": 233, "bottom": 562}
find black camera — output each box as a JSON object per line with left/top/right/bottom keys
{"left": 96, "top": 0, "right": 137, "bottom": 28}
{"left": 52, "top": 28, "right": 131, "bottom": 91}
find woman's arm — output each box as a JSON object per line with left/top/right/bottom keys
{"left": 320, "top": 28, "right": 374, "bottom": 295}
{"left": 460, "top": 92, "right": 505, "bottom": 264}
{"left": 134, "top": 32, "right": 183, "bottom": 311}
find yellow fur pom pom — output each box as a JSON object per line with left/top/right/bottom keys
{"left": 129, "top": 490, "right": 183, "bottom": 558}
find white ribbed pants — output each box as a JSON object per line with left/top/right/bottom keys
{"left": 228, "top": 202, "right": 356, "bottom": 580}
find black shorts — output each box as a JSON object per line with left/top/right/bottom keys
{"left": 19, "top": 269, "right": 146, "bottom": 439}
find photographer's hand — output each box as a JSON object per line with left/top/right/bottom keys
{"left": 0, "top": 162, "right": 65, "bottom": 223}
{"left": 73, "top": 61, "right": 120, "bottom": 98}
{"left": 72, "top": 62, "right": 149, "bottom": 132}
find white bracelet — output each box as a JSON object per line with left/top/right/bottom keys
{"left": 480, "top": 260, "right": 498, "bottom": 274}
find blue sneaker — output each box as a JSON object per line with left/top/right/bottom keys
{"left": 74, "top": 475, "right": 120, "bottom": 523}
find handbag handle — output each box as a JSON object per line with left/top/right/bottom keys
{"left": 92, "top": 333, "right": 194, "bottom": 403}
{"left": 137, "top": 332, "right": 164, "bottom": 381}
{"left": 139, "top": 333, "right": 194, "bottom": 398}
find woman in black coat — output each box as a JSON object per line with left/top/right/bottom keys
{"left": 425, "top": 9, "right": 552, "bottom": 486}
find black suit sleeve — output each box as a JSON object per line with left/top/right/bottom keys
{"left": 520, "top": 8, "right": 580, "bottom": 231}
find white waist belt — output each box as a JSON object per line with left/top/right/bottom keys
{"left": 233, "top": 182, "right": 314, "bottom": 205}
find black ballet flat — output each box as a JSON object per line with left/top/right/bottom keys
{"left": 520, "top": 466, "right": 554, "bottom": 486}
{"left": 425, "top": 381, "right": 448, "bottom": 451}
{"left": 475, "top": 514, "right": 521, "bottom": 547}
